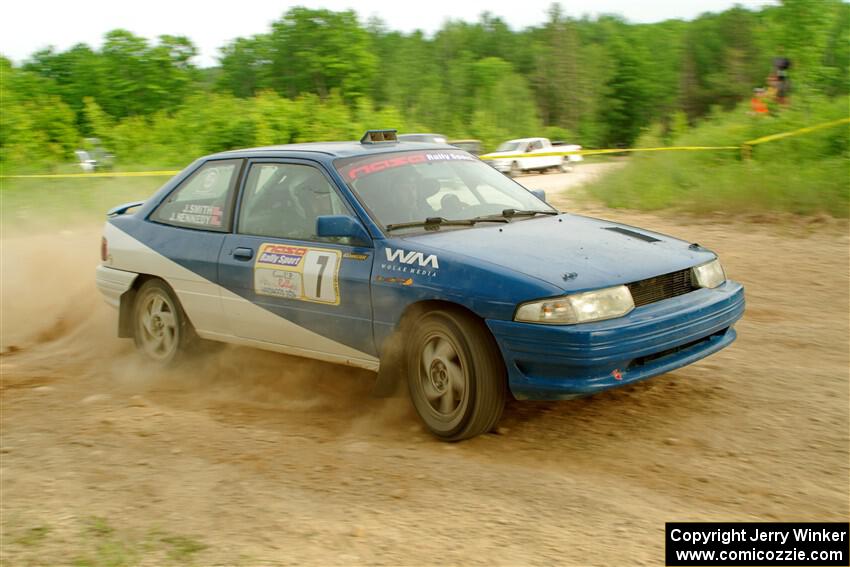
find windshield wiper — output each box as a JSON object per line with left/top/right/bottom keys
{"left": 472, "top": 209, "right": 559, "bottom": 222}
{"left": 386, "top": 216, "right": 508, "bottom": 232}
{"left": 501, "top": 208, "right": 559, "bottom": 218}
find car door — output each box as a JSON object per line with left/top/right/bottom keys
{"left": 217, "top": 159, "right": 378, "bottom": 366}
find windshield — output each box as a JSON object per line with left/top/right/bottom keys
{"left": 334, "top": 150, "right": 555, "bottom": 231}
{"left": 496, "top": 141, "right": 521, "bottom": 152}
{"left": 452, "top": 142, "right": 480, "bottom": 154}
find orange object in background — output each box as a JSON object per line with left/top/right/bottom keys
{"left": 751, "top": 96, "right": 769, "bottom": 114}
{"left": 751, "top": 88, "right": 769, "bottom": 115}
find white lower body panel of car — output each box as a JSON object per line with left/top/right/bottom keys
{"left": 95, "top": 264, "right": 138, "bottom": 308}
{"left": 100, "top": 223, "right": 380, "bottom": 371}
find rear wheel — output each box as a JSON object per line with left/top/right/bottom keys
{"left": 509, "top": 161, "right": 521, "bottom": 178}
{"left": 407, "top": 309, "right": 506, "bottom": 441}
{"left": 133, "top": 279, "right": 195, "bottom": 365}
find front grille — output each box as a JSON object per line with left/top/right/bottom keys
{"left": 626, "top": 268, "right": 697, "bottom": 308}
{"left": 628, "top": 328, "right": 728, "bottom": 368}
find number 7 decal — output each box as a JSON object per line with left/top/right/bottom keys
{"left": 314, "top": 255, "right": 329, "bottom": 298}
{"left": 302, "top": 249, "right": 341, "bottom": 304}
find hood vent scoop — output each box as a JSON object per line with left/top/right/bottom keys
{"left": 602, "top": 226, "right": 661, "bottom": 243}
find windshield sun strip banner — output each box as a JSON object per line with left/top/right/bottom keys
{"left": 335, "top": 150, "right": 476, "bottom": 181}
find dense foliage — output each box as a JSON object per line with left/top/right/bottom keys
{"left": 1, "top": 0, "right": 848, "bottom": 171}
{"left": 588, "top": 95, "right": 850, "bottom": 217}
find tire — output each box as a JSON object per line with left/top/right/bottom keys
{"left": 559, "top": 160, "right": 572, "bottom": 173}
{"left": 509, "top": 161, "right": 521, "bottom": 178}
{"left": 132, "top": 279, "right": 197, "bottom": 365}
{"left": 406, "top": 309, "right": 507, "bottom": 441}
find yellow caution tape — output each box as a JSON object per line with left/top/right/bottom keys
{"left": 481, "top": 117, "right": 849, "bottom": 160}
{"left": 743, "top": 117, "right": 850, "bottom": 146}
{"left": 0, "top": 170, "right": 180, "bottom": 179}
{"left": 1, "top": 118, "right": 847, "bottom": 178}
{"left": 480, "top": 146, "right": 739, "bottom": 160}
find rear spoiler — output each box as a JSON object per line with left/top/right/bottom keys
{"left": 107, "top": 201, "right": 145, "bottom": 217}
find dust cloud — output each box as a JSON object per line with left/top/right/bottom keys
{"left": 0, "top": 226, "right": 413, "bottom": 434}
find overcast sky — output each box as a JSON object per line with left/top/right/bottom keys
{"left": 2, "top": 0, "right": 777, "bottom": 67}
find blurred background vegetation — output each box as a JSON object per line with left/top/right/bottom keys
{"left": 0, "top": 0, "right": 848, "bottom": 215}
{"left": 589, "top": 95, "right": 849, "bottom": 216}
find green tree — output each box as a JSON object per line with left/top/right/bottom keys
{"left": 597, "top": 41, "right": 652, "bottom": 147}
{"left": 1, "top": 58, "right": 80, "bottom": 168}
{"left": 217, "top": 35, "right": 270, "bottom": 97}
{"left": 82, "top": 96, "right": 113, "bottom": 140}
{"left": 4, "top": 1, "right": 849, "bottom": 173}
{"left": 268, "top": 8, "right": 377, "bottom": 102}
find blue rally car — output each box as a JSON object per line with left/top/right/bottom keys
{"left": 96, "top": 130, "right": 745, "bottom": 441}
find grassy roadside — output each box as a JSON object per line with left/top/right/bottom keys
{"left": 5, "top": 516, "right": 209, "bottom": 566}
{"left": 1, "top": 176, "right": 166, "bottom": 233}
{"left": 586, "top": 97, "right": 850, "bottom": 218}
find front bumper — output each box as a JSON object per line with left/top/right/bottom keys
{"left": 487, "top": 280, "right": 745, "bottom": 400}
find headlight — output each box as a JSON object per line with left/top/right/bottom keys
{"left": 515, "top": 285, "right": 635, "bottom": 325}
{"left": 692, "top": 259, "right": 726, "bottom": 289}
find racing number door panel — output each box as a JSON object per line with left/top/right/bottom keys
{"left": 218, "top": 236, "right": 377, "bottom": 361}
{"left": 216, "top": 159, "right": 378, "bottom": 363}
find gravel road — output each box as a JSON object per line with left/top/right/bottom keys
{"left": 2, "top": 164, "right": 847, "bottom": 565}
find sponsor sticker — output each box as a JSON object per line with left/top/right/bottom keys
{"left": 254, "top": 243, "right": 342, "bottom": 304}
{"left": 380, "top": 247, "right": 439, "bottom": 278}
{"left": 339, "top": 150, "right": 474, "bottom": 181}
{"left": 375, "top": 275, "right": 414, "bottom": 286}
{"left": 255, "top": 270, "right": 303, "bottom": 299}
{"left": 198, "top": 168, "right": 220, "bottom": 193}
{"left": 345, "top": 154, "right": 427, "bottom": 180}
{"left": 424, "top": 152, "right": 475, "bottom": 163}
{"left": 257, "top": 245, "right": 307, "bottom": 267}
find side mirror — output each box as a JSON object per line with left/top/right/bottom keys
{"left": 316, "top": 215, "right": 371, "bottom": 246}
{"left": 530, "top": 189, "right": 546, "bottom": 203}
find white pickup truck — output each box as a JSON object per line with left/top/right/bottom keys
{"left": 484, "top": 137, "right": 582, "bottom": 177}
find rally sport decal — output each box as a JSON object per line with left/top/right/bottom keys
{"left": 254, "top": 243, "right": 342, "bottom": 305}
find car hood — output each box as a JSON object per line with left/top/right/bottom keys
{"left": 401, "top": 213, "right": 717, "bottom": 292}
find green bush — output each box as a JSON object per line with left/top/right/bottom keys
{"left": 587, "top": 96, "right": 850, "bottom": 217}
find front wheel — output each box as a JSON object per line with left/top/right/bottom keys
{"left": 406, "top": 309, "right": 507, "bottom": 441}
{"left": 133, "top": 279, "right": 196, "bottom": 365}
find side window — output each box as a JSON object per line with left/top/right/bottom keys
{"left": 238, "top": 163, "right": 351, "bottom": 242}
{"left": 152, "top": 160, "right": 240, "bottom": 231}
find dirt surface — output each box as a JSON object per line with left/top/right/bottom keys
{"left": 513, "top": 160, "right": 627, "bottom": 197}
{"left": 2, "top": 168, "right": 848, "bottom": 566}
